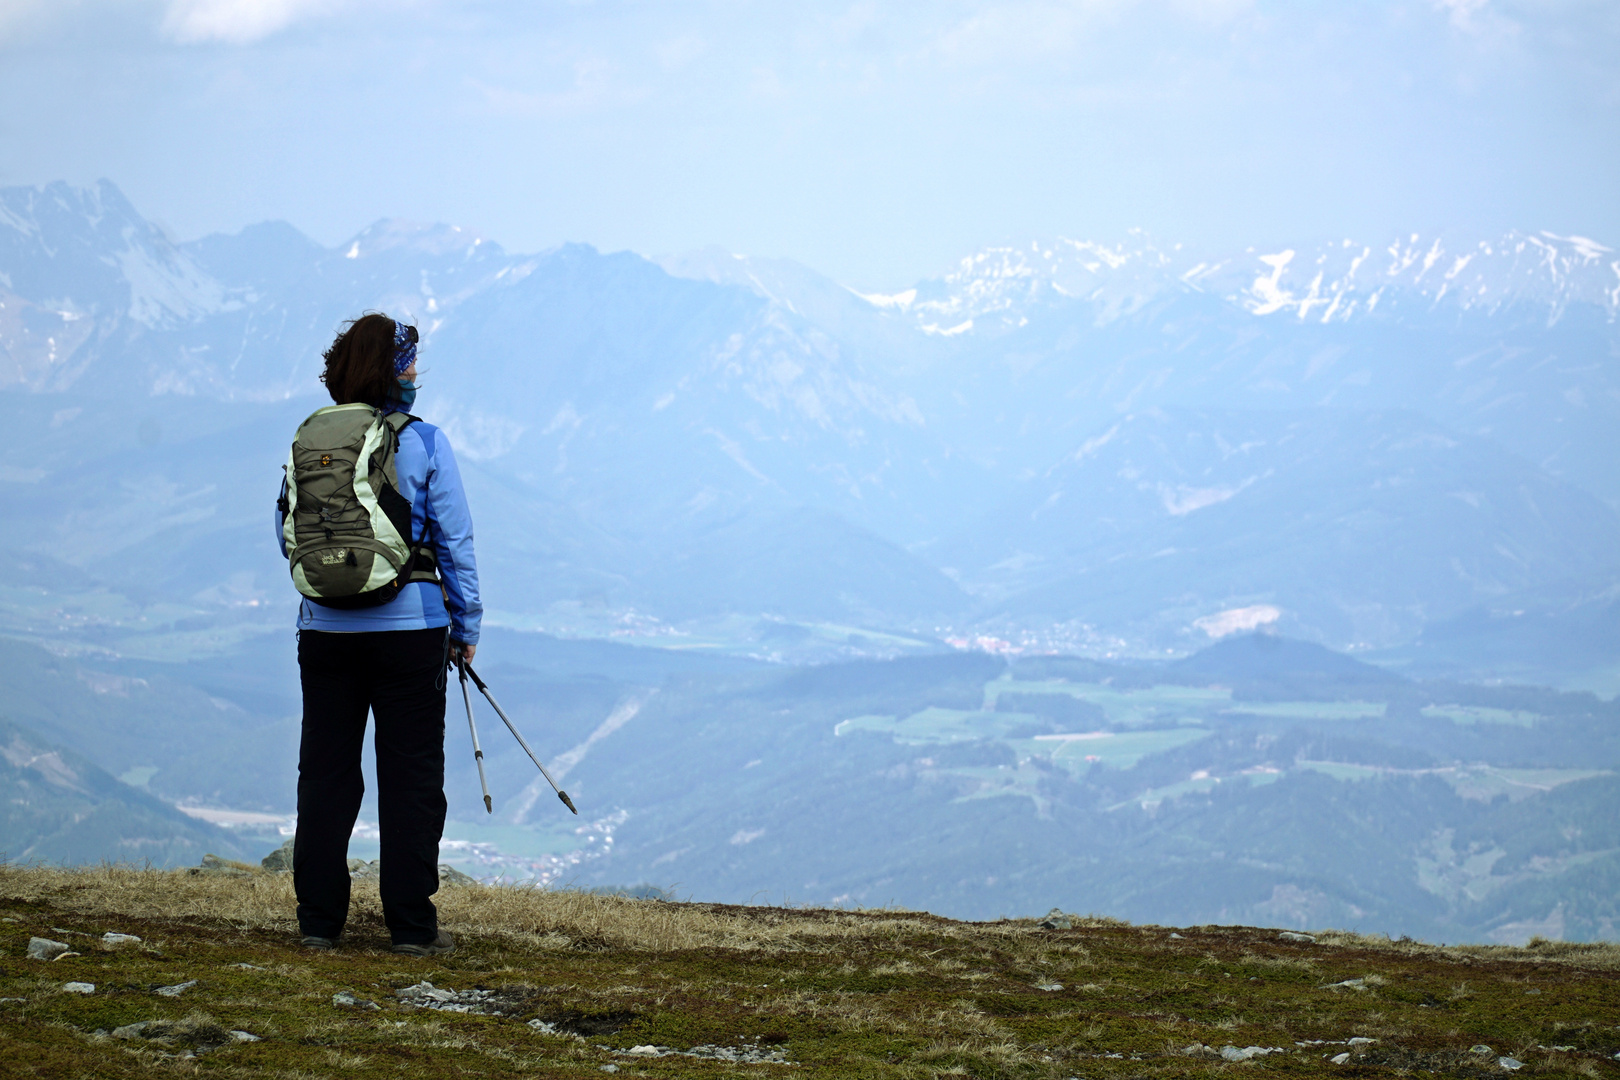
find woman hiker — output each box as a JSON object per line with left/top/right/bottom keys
{"left": 276, "top": 313, "right": 481, "bottom": 956}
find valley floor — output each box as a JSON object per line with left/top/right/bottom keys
{"left": 2, "top": 866, "right": 1618, "bottom": 1078}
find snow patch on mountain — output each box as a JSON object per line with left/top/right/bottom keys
{"left": 887, "top": 230, "right": 1620, "bottom": 332}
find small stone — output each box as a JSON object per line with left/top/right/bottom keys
{"left": 1348, "top": 1037, "right": 1376, "bottom": 1046}
{"left": 1279, "top": 931, "right": 1316, "bottom": 943}
{"left": 1330, "top": 1052, "right": 1350, "bottom": 1064}
{"left": 1037, "top": 907, "right": 1072, "bottom": 929}
{"left": 26, "top": 937, "right": 69, "bottom": 960}
{"left": 63, "top": 982, "right": 95, "bottom": 994}
{"left": 1471, "top": 1045, "right": 1495, "bottom": 1056}
{"left": 102, "top": 932, "right": 141, "bottom": 945}
{"left": 229, "top": 1030, "right": 261, "bottom": 1043}
{"left": 332, "top": 990, "right": 380, "bottom": 1010}
{"left": 261, "top": 837, "right": 295, "bottom": 872}
{"left": 1034, "top": 981, "right": 1064, "bottom": 992}
{"left": 600, "top": 1066, "right": 619, "bottom": 1074}
{"left": 155, "top": 980, "right": 198, "bottom": 997}
{"left": 347, "top": 858, "right": 381, "bottom": 878}
{"left": 113, "top": 1021, "right": 156, "bottom": 1039}
{"left": 1499, "top": 1058, "right": 1523, "bottom": 1071}
{"left": 230, "top": 963, "right": 264, "bottom": 970}
{"left": 626, "top": 1046, "right": 664, "bottom": 1056}
{"left": 528, "top": 1018, "right": 562, "bottom": 1034}
{"left": 438, "top": 864, "right": 477, "bottom": 887}
{"left": 1169, "top": 932, "right": 1184, "bottom": 939}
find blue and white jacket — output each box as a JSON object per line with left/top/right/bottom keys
{"left": 277, "top": 414, "right": 482, "bottom": 645}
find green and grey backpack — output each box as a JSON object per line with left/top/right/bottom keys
{"left": 278, "top": 404, "right": 438, "bottom": 608}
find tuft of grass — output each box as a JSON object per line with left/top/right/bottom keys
{"left": 2, "top": 863, "right": 1618, "bottom": 1078}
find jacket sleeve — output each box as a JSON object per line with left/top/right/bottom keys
{"left": 425, "top": 430, "right": 483, "bottom": 645}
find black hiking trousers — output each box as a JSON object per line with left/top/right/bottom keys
{"left": 294, "top": 627, "right": 448, "bottom": 946}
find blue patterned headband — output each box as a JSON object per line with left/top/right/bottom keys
{"left": 392, "top": 320, "right": 419, "bottom": 375}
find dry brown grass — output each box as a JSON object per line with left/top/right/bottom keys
{"left": 0, "top": 863, "right": 1170, "bottom": 961}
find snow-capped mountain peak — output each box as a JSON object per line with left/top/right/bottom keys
{"left": 888, "top": 230, "right": 1620, "bottom": 333}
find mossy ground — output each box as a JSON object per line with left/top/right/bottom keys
{"left": 2, "top": 865, "right": 1617, "bottom": 1078}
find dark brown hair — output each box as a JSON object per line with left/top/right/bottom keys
{"left": 320, "top": 313, "right": 402, "bottom": 405}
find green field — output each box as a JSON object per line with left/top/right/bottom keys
{"left": 981, "top": 677, "right": 1231, "bottom": 727}
{"left": 1422, "top": 704, "right": 1542, "bottom": 727}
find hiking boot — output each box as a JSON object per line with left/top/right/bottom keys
{"left": 301, "top": 934, "right": 338, "bottom": 950}
{"left": 391, "top": 929, "right": 455, "bottom": 957}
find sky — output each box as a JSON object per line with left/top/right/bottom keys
{"left": 1, "top": 0, "right": 1617, "bottom": 288}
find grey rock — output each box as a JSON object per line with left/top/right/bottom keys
{"left": 332, "top": 990, "right": 380, "bottom": 1010}
{"left": 439, "top": 864, "right": 477, "bottom": 887}
{"left": 229, "top": 1030, "right": 260, "bottom": 1043}
{"left": 1279, "top": 931, "right": 1316, "bottom": 943}
{"left": 1168, "top": 932, "right": 1185, "bottom": 939}
{"left": 102, "top": 932, "right": 141, "bottom": 945}
{"left": 1033, "top": 980, "right": 1064, "bottom": 992}
{"left": 1499, "top": 1058, "right": 1524, "bottom": 1071}
{"left": 155, "top": 979, "right": 199, "bottom": 997}
{"left": 347, "top": 858, "right": 380, "bottom": 878}
{"left": 684, "top": 1044, "right": 795, "bottom": 1064}
{"left": 1348, "top": 1037, "right": 1376, "bottom": 1046}
{"left": 261, "top": 838, "right": 295, "bottom": 872}
{"left": 1181, "top": 1044, "right": 1218, "bottom": 1058}
{"left": 395, "top": 980, "right": 500, "bottom": 1014}
{"left": 63, "top": 982, "right": 95, "bottom": 994}
{"left": 196, "top": 854, "right": 256, "bottom": 878}
{"left": 26, "top": 937, "right": 69, "bottom": 960}
{"left": 1330, "top": 1052, "right": 1351, "bottom": 1064}
{"left": 1471, "top": 1045, "right": 1495, "bottom": 1055}
{"left": 113, "top": 1021, "right": 158, "bottom": 1039}
{"left": 1037, "top": 907, "right": 1072, "bottom": 929}
{"left": 1221, "top": 1046, "right": 1284, "bottom": 1061}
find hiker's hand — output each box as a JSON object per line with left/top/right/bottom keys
{"left": 450, "top": 641, "right": 476, "bottom": 666}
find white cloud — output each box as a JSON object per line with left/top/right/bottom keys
{"left": 929, "top": 0, "right": 1252, "bottom": 66}
{"left": 162, "top": 0, "right": 335, "bottom": 43}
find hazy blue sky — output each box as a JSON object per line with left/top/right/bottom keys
{"left": 2, "top": 0, "right": 1616, "bottom": 287}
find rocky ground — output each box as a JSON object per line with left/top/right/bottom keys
{"left": 1, "top": 863, "right": 1617, "bottom": 1078}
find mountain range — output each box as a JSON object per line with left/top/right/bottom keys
{"left": 3, "top": 179, "right": 1617, "bottom": 679}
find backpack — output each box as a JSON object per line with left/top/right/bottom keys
{"left": 278, "top": 404, "right": 439, "bottom": 608}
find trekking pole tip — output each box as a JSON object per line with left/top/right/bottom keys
{"left": 483, "top": 794, "right": 493, "bottom": 814}
{"left": 558, "top": 791, "right": 578, "bottom": 815}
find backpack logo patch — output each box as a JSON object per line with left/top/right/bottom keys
{"left": 320, "top": 549, "right": 349, "bottom": 565}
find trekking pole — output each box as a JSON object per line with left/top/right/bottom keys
{"left": 457, "top": 659, "right": 493, "bottom": 814}
{"left": 462, "top": 662, "right": 578, "bottom": 815}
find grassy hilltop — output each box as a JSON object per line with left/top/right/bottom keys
{"left": 3, "top": 865, "right": 1618, "bottom": 1078}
